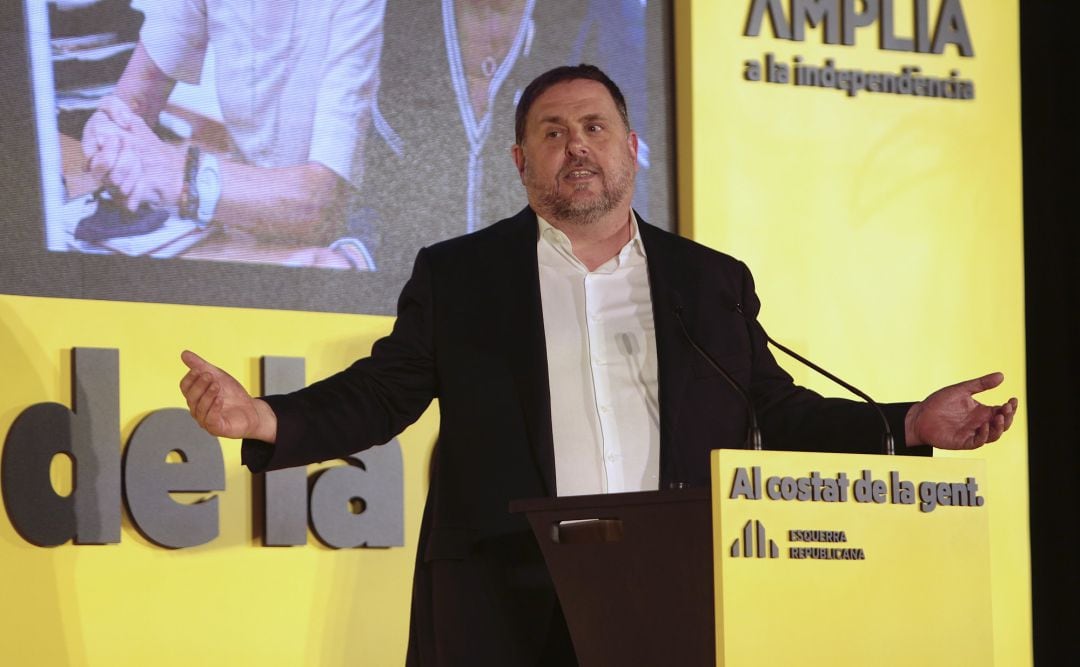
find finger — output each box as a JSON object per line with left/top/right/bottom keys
{"left": 81, "top": 110, "right": 117, "bottom": 157}
{"left": 971, "top": 421, "right": 990, "bottom": 449}
{"left": 1003, "top": 398, "right": 1018, "bottom": 430}
{"left": 193, "top": 379, "right": 222, "bottom": 425}
{"left": 997, "top": 399, "right": 1017, "bottom": 434}
{"left": 958, "top": 372, "right": 1005, "bottom": 396}
{"left": 985, "top": 413, "right": 1005, "bottom": 444}
{"left": 111, "top": 145, "right": 138, "bottom": 198}
{"left": 205, "top": 395, "right": 227, "bottom": 435}
{"left": 81, "top": 114, "right": 103, "bottom": 158}
{"left": 182, "top": 371, "right": 214, "bottom": 412}
{"left": 85, "top": 151, "right": 104, "bottom": 182}
{"left": 86, "top": 148, "right": 112, "bottom": 184}
{"left": 181, "top": 350, "right": 213, "bottom": 373}
{"left": 84, "top": 118, "right": 125, "bottom": 169}
{"left": 86, "top": 150, "right": 110, "bottom": 183}
{"left": 179, "top": 368, "right": 200, "bottom": 396}
{"left": 90, "top": 133, "right": 123, "bottom": 182}
{"left": 210, "top": 395, "right": 230, "bottom": 431}
{"left": 117, "top": 155, "right": 145, "bottom": 210}
{"left": 127, "top": 178, "right": 147, "bottom": 212}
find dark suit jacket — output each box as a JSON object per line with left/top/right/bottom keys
{"left": 244, "top": 207, "right": 925, "bottom": 665}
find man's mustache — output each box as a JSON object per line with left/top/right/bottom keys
{"left": 558, "top": 160, "right": 602, "bottom": 178}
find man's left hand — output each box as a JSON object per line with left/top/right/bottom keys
{"left": 905, "top": 372, "right": 1018, "bottom": 450}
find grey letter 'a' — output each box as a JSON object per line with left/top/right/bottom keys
{"left": 2, "top": 348, "right": 121, "bottom": 546}
{"left": 310, "top": 443, "right": 404, "bottom": 549}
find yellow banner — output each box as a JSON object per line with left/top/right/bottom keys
{"left": 711, "top": 448, "right": 993, "bottom": 666}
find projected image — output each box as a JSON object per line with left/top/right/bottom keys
{"left": 13, "top": 0, "right": 671, "bottom": 312}
{"left": 47, "top": 0, "right": 384, "bottom": 268}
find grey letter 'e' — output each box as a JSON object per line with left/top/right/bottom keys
{"left": 124, "top": 409, "right": 225, "bottom": 548}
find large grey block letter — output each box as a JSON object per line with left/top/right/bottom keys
{"left": 124, "top": 409, "right": 225, "bottom": 548}
{"left": 2, "top": 348, "right": 121, "bottom": 545}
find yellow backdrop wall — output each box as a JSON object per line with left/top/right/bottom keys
{"left": 676, "top": 0, "right": 1029, "bottom": 664}
{"left": 0, "top": 297, "right": 434, "bottom": 665}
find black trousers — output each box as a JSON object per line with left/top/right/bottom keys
{"left": 407, "top": 532, "right": 579, "bottom": 666}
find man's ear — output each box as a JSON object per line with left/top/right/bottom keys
{"left": 627, "top": 130, "right": 639, "bottom": 172}
{"left": 511, "top": 143, "right": 526, "bottom": 183}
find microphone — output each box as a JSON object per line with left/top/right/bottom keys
{"left": 672, "top": 293, "right": 763, "bottom": 451}
{"left": 732, "top": 304, "right": 896, "bottom": 456}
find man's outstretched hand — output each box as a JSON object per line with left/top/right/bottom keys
{"left": 179, "top": 350, "right": 278, "bottom": 443}
{"left": 905, "top": 372, "right": 1018, "bottom": 450}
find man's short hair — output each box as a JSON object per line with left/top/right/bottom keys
{"left": 514, "top": 64, "right": 630, "bottom": 144}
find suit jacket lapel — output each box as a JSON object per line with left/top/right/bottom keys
{"left": 639, "top": 219, "right": 696, "bottom": 487}
{"left": 497, "top": 208, "right": 557, "bottom": 496}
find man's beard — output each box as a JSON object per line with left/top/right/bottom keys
{"left": 528, "top": 154, "right": 635, "bottom": 226}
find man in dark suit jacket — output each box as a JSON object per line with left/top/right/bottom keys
{"left": 179, "top": 65, "right": 1017, "bottom": 666}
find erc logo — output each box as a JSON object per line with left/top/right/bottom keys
{"left": 730, "top": 519, "right": 780, "bottom": 558}
{"left": 729, "top": 520, "right": 867, "bottom": 561}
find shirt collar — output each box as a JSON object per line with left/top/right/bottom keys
{"left": 536, "top": 211, "right": 647, "bottom": 261}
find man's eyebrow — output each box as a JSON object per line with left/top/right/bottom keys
{"left": 537, "top": 112, "right": 611, "bottom": 125}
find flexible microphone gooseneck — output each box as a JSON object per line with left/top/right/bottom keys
{"left": 732, "top": 305, "right": 896, "bottom": 456}
{"left": 672, "top": 296, "right": 763, "bottom": 451}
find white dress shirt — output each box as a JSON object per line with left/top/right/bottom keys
{"left": 537, "top": 214, "right": 661, "bottom": 496}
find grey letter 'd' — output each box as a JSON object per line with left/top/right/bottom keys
{"left": 2, "top": 348, "right": 121, "bottom": 546}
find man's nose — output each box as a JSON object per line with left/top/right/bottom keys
{"left": 566, "top": 131, "right": 589, "bottom": 156}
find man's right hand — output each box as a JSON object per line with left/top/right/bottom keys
{"left": 179, "top": 350, "right": 278, "bottom": 443}
{"left": 82, "top": 95, "right": 137, "bottom": 178}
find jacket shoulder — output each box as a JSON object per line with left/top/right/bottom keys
{"left": 638, "top": 217, "right": 749, "bottom": 275}
{"left": 421, "top": 208, "right": 535, "bottom": 263}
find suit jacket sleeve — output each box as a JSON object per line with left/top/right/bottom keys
{"left": 242, "top": 247, "right": 438, "bottom": 472}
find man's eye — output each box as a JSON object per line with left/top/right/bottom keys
{"left": 587, "top": 124, "right": 603, "bottom": 132}
{"left": 546, "top": 130, "right": 563, "bottom": 138}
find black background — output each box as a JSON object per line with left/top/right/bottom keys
{"left": 1021, "top": 1, "right": 1077, "bottom": 663}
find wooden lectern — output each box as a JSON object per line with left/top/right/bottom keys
{"left": 511, "top": 488, "right": 715, "bottom": 666}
